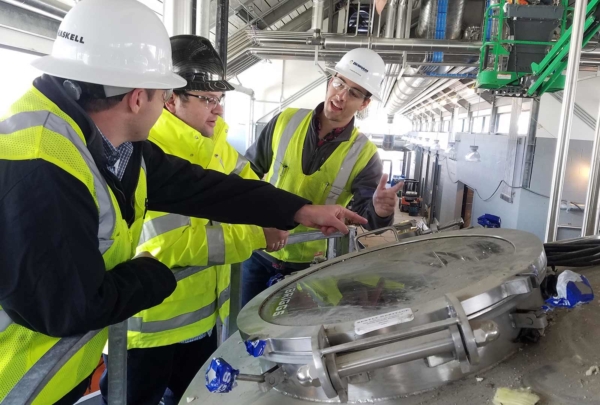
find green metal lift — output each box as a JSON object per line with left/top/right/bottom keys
{"left": 477, "top": 0, "right": 600, "bottom": 97}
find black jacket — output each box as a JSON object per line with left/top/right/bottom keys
{"left": 0, "top": 75, "right": 309, "bottom": 338}
{"left": 246, "top": 104, "right": 394, "bottom": 231}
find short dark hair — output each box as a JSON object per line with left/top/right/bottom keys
{"left": 79, "top": 89, "right": 156, "bottom": 113}
{"left": 173, "top": 89, "right": 190, "bottom": 103}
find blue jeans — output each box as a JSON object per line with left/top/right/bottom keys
{"left": 99, "top": 329, "right": 217, "bottom": 405}
{"left": 241, "top": 252, "right": 310, "bottom": 307}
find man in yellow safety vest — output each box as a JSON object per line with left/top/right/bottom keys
{"left": 99, "top": 35, "right": 289, "bottom": 405}
{"left": 0, "top": 2, "right": 367, "bottom": 404}
{"left": 242, "top": 48, "right": 404, "bottom": 307}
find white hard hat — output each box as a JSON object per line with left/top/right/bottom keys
{"left": 328, "top": 48, "right": 386, "bottom": 101}
{"left": 31, "top": 0, "right": 186, "bottom": 90}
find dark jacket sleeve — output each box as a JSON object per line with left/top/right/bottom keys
{"left": 350, "top": 153, "right": 395, "bottom": 230}
{"left": 142, "top": 140, "right": 309, "bottom": 230}
{"left": 244, "top": 113, "right": 280, "bottom": 178}
{"left": 0, "top": 160, "right": 177, "bottom": 337}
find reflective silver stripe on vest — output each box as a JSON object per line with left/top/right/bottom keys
{"left": 127, "top": 300, "right": 217, "bottom": 333}
{"left": 206, "top": 226, "right": 226, "bottom": 265}
{"left": 232, "top": 154, "right": 249, "bottom": 176}
{"left": 218, "top": 286, "right": 231, "bottom": 310}
{"left": 269, "top": 109, "right": 312, "bottom": 185}
{"left": 2, "top": 330, "right": 102, "bottom": 404}
{"left": 173, "top": 265, "right": 210, "bottom": 281}
{"left": 0, "top": 111, "right": 116, "bottom": 254}
{"left": 139, "top": 213, "right": 190, "bottom": 245}
{"left": 140, "top": 156, "right": 147, "bottom": 175}
{"left": 325, "top": 133, "right": 370, "bottom": 205}
{"left": 0, "top": 309, "right": 13, "bottom": 332}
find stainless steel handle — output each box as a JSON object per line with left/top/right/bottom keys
{"left": 306, "top": 294, "right": 497, "bottom": 402}
{"left": 354, "top": 221, "right": 417, "bottom": 250}
{"left": 287, "top": 230, "right": 344, "bottom": 245}
{"left": 335, "top": 330, "right": 457, "bottom": 378}
{"left": 319, "top": 318, "right": 459, "bottom": 356}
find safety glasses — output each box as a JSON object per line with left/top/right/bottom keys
{"left": 184, "top": 93, "right": 225, "bottom": 109}
{"left": 330, "top": 77, "right": 369, "bottom": 100}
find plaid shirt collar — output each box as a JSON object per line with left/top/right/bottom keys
{"left": 98, "top": 128, "right": 133, "bottom": 181}
{"left": 312, "top": 103, "right": 353, "bottom": 147}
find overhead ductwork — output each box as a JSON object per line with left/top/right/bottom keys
{"left": 386, "top": 0, "right": 467, "bottom": 117}
{"left": 416, "top": 0, "right": 465, "bottom": 40}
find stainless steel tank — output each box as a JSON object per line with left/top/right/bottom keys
{"left": 186, "top": 229, "right": 551, "bottom": 404}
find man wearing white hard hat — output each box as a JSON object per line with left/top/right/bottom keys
{"left": 242, "top": 48, "right": 404, "bottom": 307}
{"left": 0, "top": 1, "right": 368, "bottom": 404}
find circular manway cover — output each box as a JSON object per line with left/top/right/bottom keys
{"left": 259, "top": 230, "right": 543, "bottom": 327}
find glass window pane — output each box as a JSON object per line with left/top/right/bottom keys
{"left": 472, "top": 117, "right": 484, "bottom": 133}
{"left": 443, "top": 120, "right": 450, "bottom": 132}
{"left": 518, "top": 111, "right": 531, "bottom": 135}
{"left": 497, "top": 113, "right": 511, "bottom": 134}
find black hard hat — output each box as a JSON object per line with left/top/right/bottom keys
{"left": 170, "top": 35, "right": 234, "bottom": 92}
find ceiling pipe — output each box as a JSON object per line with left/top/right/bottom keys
{"left": 311, "top": 0, "right": 326, "bottom": 33}
{"left": 385, "top": 0, "right": 399, "bottom": 39}
{"left": 322, "top": 36, "right": 480, "bottom": 52}
{"left": 163, "top": 0, "right": 194, "bottom": 37}
{"left": 196, "top": 0, "right": 211, "bottom": 38}
{"left": 216, "top": 0, "right": 230, "bottom": 74}
{"left": 396, "top": 0, "right": 409, "bottom": 38}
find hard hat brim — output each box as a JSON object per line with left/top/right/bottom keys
{"left": 185, "top": 79, "right": 235, "bottom": 92}
{"left": 326, "top": 67, "right": 383, "bottom": 101}
{"left": 31, "top": 56, "right": 187, "bottom": 90}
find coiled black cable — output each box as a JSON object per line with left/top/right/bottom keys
{"left": 544, "top": 236, "right": 600, "bottom": 267}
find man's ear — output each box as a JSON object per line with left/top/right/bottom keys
{"left": 165, "top": 93, "right": 177, "bottom": 114}
{"left": 358, "top": 97, "right": 372, "bottom": 112}
{"left": 127, "top": 89, "right": 145, "bottom": 114}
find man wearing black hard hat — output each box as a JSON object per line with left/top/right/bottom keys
{"left": 99, "top": 36, "right": 289, "bottom": 405}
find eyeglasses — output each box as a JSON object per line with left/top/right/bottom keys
{"left": 330, "top": 77, "right": 369, "bottom": 100}
{"left": 184, "top": 93, "right": 225, "bottom": 109}
{"left": 162, "top": 89, "right": 173, "bottom": 103}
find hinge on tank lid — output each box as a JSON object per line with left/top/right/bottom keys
{"left": 502, "top": 277, "right": 534, "bottom": 297}
{"left": 510, "top": 311, "right": 548, "bottom": 330}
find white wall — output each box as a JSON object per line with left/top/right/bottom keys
{"left": 536, "top": 72, "right": 600, "bottom": 141}
{"left": 237, "top": 59, "right": 327, "bottom": 123}
{"left": 536, "top": 93, "right": 595, "bottom": 140}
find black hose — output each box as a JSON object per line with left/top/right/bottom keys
{"left": 543, "top": 237, "right": 600, "bottom": 267}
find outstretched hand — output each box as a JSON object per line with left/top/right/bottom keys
{"left": 373, "top": 174, "right": 403, "bottom": 218}
{"left": 293, "top": 205, "right": 367, "bottom": 236}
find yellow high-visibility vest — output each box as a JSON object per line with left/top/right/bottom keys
{"left": 0, "top": 87, "right": 147, "bottom": 404}
{"left": 265, "top": 108, "right": 377, "bottom": 263}
{"left": 129, "top": 111, "right": 265, "bottom": 348}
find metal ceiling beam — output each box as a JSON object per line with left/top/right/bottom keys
{"left": 441, "top": 103, "right": 454, "bottom": 113}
